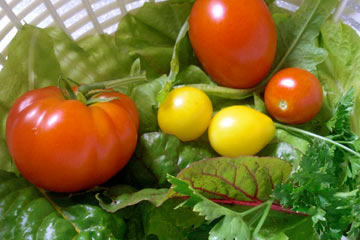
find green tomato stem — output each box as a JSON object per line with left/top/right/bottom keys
{"left": 58, "top": 75, "right": 77, "bottom": 100}
{"left": 78, "top": 76, "right": 147, "bottom": 95}
{"left": 86, "top": 97, "right": 119, "bottom": 106}
{"left": 180, "top": 84, "right": 253, "bottom": 100}
{"left": 275, "top": 122, "right": 360, "bottom": 158}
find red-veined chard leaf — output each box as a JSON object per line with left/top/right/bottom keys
{"left": 0, "top": 170, "right": 126, "bottom": 240}
{"left": 170, "top": 156, "right": 292, "bottom": 202}
{"left": 168, "top": 175, "right": 313, "bottom": 240}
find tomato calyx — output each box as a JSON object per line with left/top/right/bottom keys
{"left": 58, "top": 75, "right": 78, "bottom": 100}
{"left": 57, "top": 74, "right": 148, "bottom": 106}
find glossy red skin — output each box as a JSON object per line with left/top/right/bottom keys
{"left": 6, "top": 86, "right": 138, "bottom": 192}
{"left": 95, "top": 91, "right": 139, "bottom": 130}
{"left": 264, "top": 68, "right": 323, "bottom": 124}
{"left": 189, "top": 0, "right": 277, "bottom": 89}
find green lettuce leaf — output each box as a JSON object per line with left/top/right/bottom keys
{"left": 96, "top": 186, "right": 168, "bottom": 212}
{"left": 268, "top": 0, "right": 337, "bottom": 79}
{"left": 137, "top": 199, "right": 204, "bottom": 240}
{"left": 45, "top": 27, "right": 98, "bottom": 84}
{"left": 115, "top": 1, "right": 193, "bottom": 79}
{"left": 258, "top": 129, "right": 309, "bottom": 168}
{"left": 0, "top": 25, "right": 62, "bottom": 172}
{"left": 131, "top": 75, "right": 167, "bottom": 134}
{"left": 121, "top": 132, "right": 217, "bottom": 187}
{"left": 78, "top": 34, "right": 134, "bottom": 82}
{"left": 318, "top": 20, "right": 360, "bottom": 136}
{"left": 175, "top": 65, "right": 215, "bottom": 85}
{"left": 0, "top": 171, "right": 126, "bottom": 240}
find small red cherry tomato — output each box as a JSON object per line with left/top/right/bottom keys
{"left": 264, "top": 68, "right": 323, "bottom": 124}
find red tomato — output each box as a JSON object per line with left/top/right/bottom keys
{"left": 6, "top": 86, "right": 138, "bottom": 192}
{"left": 264, "top": 68, "right": 323, "bottom": 124}
{"left": 189, "top": 0, "right": 277, "bottom": 89}
{"left": 95, "top": 91, "right": 139, "bottom": 130}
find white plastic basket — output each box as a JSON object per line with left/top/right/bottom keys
{"left": 0, "top": 1, "right": 356, "bottom": 239}
{"left": 0, "top": 0, "right": 359, "bottom": 66}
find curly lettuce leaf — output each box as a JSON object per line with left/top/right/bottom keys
{"left": 268, "top": 0, "right": 337, "bottom": 80}
{"left": 318, "top": 20, "right": 360, "bottom": 136}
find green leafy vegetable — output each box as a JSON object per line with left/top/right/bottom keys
{"left": 168, "top": 175, "right": 313, "bottom": 240}
{"left": 175, "top": 65, "right": 214, "bottom": 85}
{"left": 170, "top": 156, "right": 292, "bottom": 202}
{"left": 115, "top": 1, "right": 194, "bottom": 79}
{"left": 121, "top": 132, "right": 217, "bottom": 187}
{"left": 78, "top": 34, "right": 134, "bottom": 82}
{"left": 274, "top": 90, "right": 360, "bottom": 239}
{"left": 96, "top": 186, "right": 168, "bottom": 212}
{"left": 1, "top": 0, "right": 359, "bottom": 239}
{"left": 156, "top": 17, "right": 193, "bottom": 104}
{"left": 0, "top": 171, "right": 126, "bottom": 240}
{"left": 318, "top": 20, "right": 360, "bottom": 136}
{"left": 274, "top": 140, "right": 350, "bottom": 240}
{"left": 0, "top": 25, "right": 62, "bottom": 172}
{"left": 131, "top": 75, "right": 167, "bottom": 134}
{"left": 139, "top": 199, "right": 204, "bottom": 240}
{"left": 45, "top": 27, "right": 98, "bottom": 84}
{"left": 265, "top": 0, "right": 338, "bottom": 83}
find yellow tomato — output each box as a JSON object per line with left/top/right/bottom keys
{"left": 208, "top": 106, "right": 275, "bottom": 157}
{"left": 157, "top": 86, "right": 213, "bottom": 141}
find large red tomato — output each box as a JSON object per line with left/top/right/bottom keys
{"left": 6, "top": 86, "right": 138, "bottom": 192}
{"left": 189, "top": 0, "right": 277, "bottom": 89}
{"left": 264, "top": 68, "right": 323, "bottom": 124}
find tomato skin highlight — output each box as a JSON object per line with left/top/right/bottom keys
{"left": 189, "top": 0, "right": 277, "bottom": 89}
{"left": 157, "top": 86, "right": 213, "bottom": 142}
{"left": 208, "top": 105, "right": 275, "bottom": 157}
{"left": 264, "top": 68, "right": 323, "bottom": 124}
{"left": 6, "top": 86, "right": 138, "bottom": 193}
